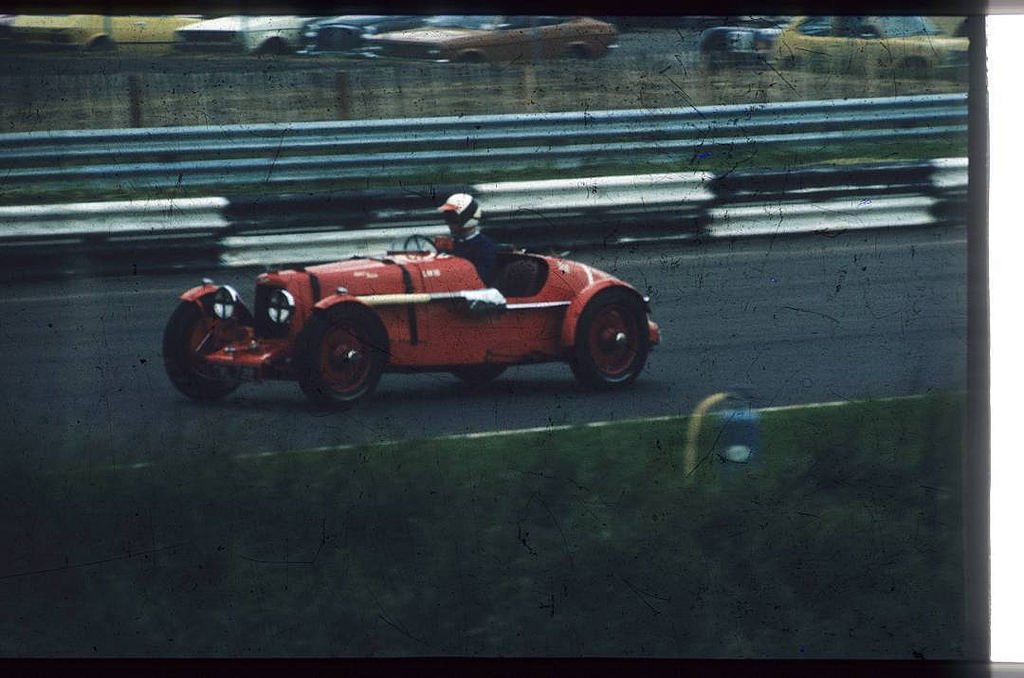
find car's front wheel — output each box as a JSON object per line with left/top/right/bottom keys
{"left": 294, "top": 304, "right": 388, "bottom": 407}
{"left": 162, "top": 301, "right": 241, "bottom": 401}
{"left": 570, "top": 288, "right": 650, "bottom": 389}
{"left": 255, "top": 38, "right": 290, "bottom": 55}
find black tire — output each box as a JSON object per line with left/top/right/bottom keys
{"left": 451, "top": 364, "right": 506, "bottom": 387}
{"left": 162, "top": 301, "right": 241, "bottom": 401}
{"left": 565, "top": 44, "right": 592, "bottom": 60}
{"left": 293, "top": 304, "right": 388, "bottom": 407}
{"left": 700, "top": 50, "right": 721, "bottom": 74}
{"left": 256, "top": 38, "right": 290, "bottom": 56}
{"left": 569, "top": 287, "right": 650, "bottom": 390}
{"left": 87, "top": 36, "right": 116, "bottom": 52}
{"left": 899, "top": 57, "right": 929, "bottom": 80}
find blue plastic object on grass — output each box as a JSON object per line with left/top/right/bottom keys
{"left": 715, "top": 397, "right": 761, "bottom": 470}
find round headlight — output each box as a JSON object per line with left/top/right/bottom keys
{"left": 267, "top": 289, "right": 296, "bottom": 324}
{"left": 212, "top": 285, "right": 240, "bottom": 320}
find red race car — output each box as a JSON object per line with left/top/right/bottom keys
{"left": 163, "top": 236, "right": 660, "bottom": 407}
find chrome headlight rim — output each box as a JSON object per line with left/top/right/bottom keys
{"left": 267, "top": 288, "right": 296, "bottom": 325}
{"left": 212, "top": 285, "right": 240, "bottom": 320}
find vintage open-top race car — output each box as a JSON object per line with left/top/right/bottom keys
{"left": 163, "top": 237, "right": 660, "bottom": 406}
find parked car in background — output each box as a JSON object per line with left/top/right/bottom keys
{"left": 1, "top": 14, "right": 201, "bottom": 51}
{"left": 361, "top": 15, "right": 618, "bottom": 63}
{"left": 698, "top": 16, "right": 787, "bottom": 72}
{"left": 771, "top": 16, "right": 968, "bottom": 79}
{"left": 174, "top": 15, "right": 312, "bottom": 55}
{"left": 299, "top": 15, "right": 426, "bottom": 55}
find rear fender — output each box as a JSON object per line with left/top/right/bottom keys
{"left": 561, "top": 280, "right": 645, "bottom": 347}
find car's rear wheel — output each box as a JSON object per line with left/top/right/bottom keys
{"left": 294, "top": 304, "right": 388, "bottom": 407}
{"left": 570, "top": 288, "right": 649, "bottom": 389}
{"left": 451, "top": 364, "right": 506, "bottom": 388}
{"left": 565, "top": 43, "right": 593, "bottom": 59}
{"left": 700, "top": 50, "right": 722, "bottom": 74}
{"left": 899, "top": 56, "right": 929, "bottom": 79}
{"left": 163, "top": 301, "right": 241, "bottom": 401}
{"left": 256, "top": 38, "right": 290, "bottom": 56}
{"left": 87, "top": 36, "right": 116, "bottom": 52}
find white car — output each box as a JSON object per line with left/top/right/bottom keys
{"left": 174, "top": 15, "right": 312, "bottom": 55}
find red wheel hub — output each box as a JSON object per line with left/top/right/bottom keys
{"left": 587, "top": 306, "right": 638, "bottom": 376}
{"left": 321, "top": 323, "right": 372, "bottom": 393}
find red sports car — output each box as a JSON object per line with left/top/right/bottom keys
{"left": 163, "top": 237, "right": 660, "bottom": 407}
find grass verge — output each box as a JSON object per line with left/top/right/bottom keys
{"left": 0, "top": 393, "right": 966, "bottom": 657}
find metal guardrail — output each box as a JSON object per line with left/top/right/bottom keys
{"left": 703, "top": 157, "right": 969, "bottom": 238}
{"left": 0, "top": 93, "right": 967, "bottom": 200}
{"left": 0, "top": 158, "right": 968, "bottom": 275}
{"left": 0, "top": 198, "right": 229, "bottom": 241}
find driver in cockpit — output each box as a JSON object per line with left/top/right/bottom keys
{"left": 437, "top": 193, "right": 498, "bottom": 287}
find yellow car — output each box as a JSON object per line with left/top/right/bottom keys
{"left": 4, "top": 14, "right": 201, "bottom": 51}
{"left": 771, "top": 16, "right": 968, "bottom": 79}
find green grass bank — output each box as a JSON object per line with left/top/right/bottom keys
{"left": 0, "top": 393, "right": 966, "bottom": 657}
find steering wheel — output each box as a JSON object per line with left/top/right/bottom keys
{"left": 402, "top": 234, "right": 439, "bottom": 255}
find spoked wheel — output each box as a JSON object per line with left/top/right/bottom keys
{"left": 294, "top": 304, "right": 388, "bottom": 407}
{"left": 570, "top": 288, "right": 650, "bottom": 389}
{"left": 451, "top": 364, "right": 506, "bottom": 388}
{"left": 162, "top": 301, "right": 241, "bottom": 401}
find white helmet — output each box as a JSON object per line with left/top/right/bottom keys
{"left": 438, "top": 193, "right": 482, "bottom": 235}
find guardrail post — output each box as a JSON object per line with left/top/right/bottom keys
{"left": 335, "top": 72, "right": 351, "bottom": 120}
{"left": 128, "top": 73, "right": 144, "bottom": 128}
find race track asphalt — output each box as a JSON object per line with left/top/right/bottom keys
{"left": 0, "top": 225, "right": 968, "bottom": 466}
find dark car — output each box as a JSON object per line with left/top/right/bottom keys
{"left": 163, "top": 235, "right": 659, "bottom": 407}
{"left": 299, "top": 14, "right": 426, "bottom": 55}
{"left": 698, "top": 16, "right": 788, "bottom": 72}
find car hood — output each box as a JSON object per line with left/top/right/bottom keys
{"left": 179, "top": 15, "right": 310, "bottom": 32}
{"left": 300, "top": 257, "right": 417, "bottom": 297}
{"left": 908, "top": 35, "right": 968, "bottom": 49}
{"left": 370, "top": 27, "right": 483, "bottom": 44}
{"left": 310, "top": 15, "right": 396, "bottom": 29}
{"left": 11, "top": 15, "right": 85, "bottom": 29}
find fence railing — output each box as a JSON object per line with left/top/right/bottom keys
{"left": 0, "top": 93, "right": 967, "bottom": 202}
{"left": 0, "top": 158, "right": 968, "bottom": 275}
